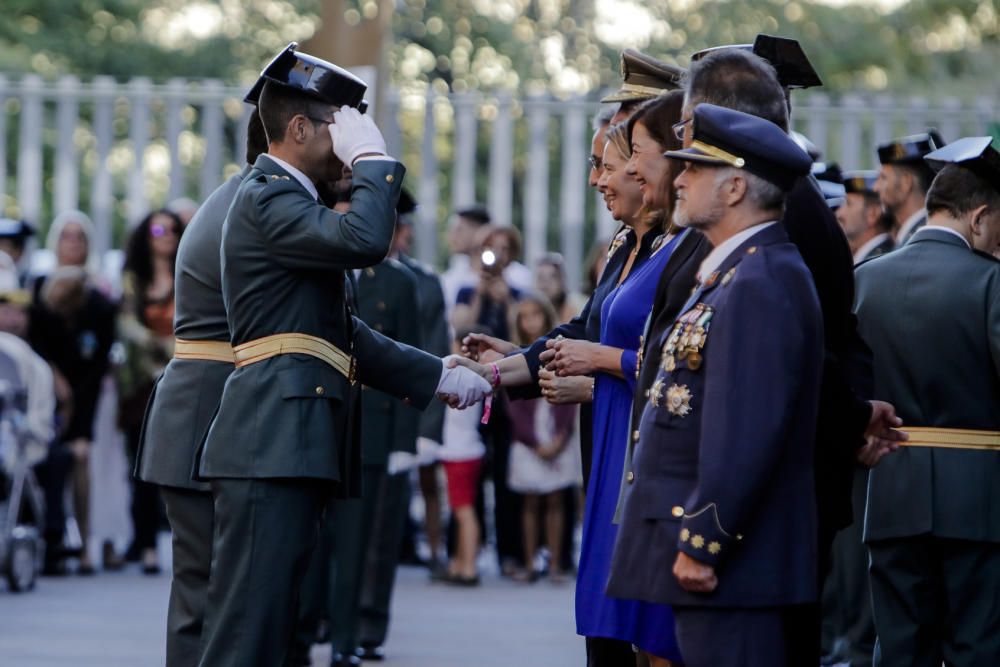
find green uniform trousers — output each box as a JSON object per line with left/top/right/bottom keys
{"left": 161, "top": 487, "right": 215, "bottom": 667}
{"left": 198, "top": 478, "right": 329, "bottom": 667}
{"left": 870, "top": 536, "right": 1000, "bottom": 667}
{"left": 358, "top": 469, "right": 411, "bottom": 647}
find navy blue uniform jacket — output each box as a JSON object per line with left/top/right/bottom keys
{"left": 608, "top": 223, "right": 824, "bottom": 607}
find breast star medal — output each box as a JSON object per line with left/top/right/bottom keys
{"left": 665, "top": 383, "right": 693, "bottom": 417}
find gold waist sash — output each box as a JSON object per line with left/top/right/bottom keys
{"left": 174, "top": 338, "right": 235, "bottom": 364}
{"left": 900, "top": 427, "right": 1000, "bottom": 452}
{"left": 233, "top": 332, "right": 355, "bottom": 382}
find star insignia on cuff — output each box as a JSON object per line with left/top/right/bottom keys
{"left": 680, "top": 528, "right": 690, "bottom": 542}
{"left": 690, "top": 534, "right": 705, "bottom": 549}
{"left": 708, "top": 541, "right": 721, "bottom": 555}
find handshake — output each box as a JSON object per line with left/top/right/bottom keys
{"left": 434, "top": 355, "right": 494, "bottom": 410}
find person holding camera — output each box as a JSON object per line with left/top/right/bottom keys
{"left": 451, "top": 226, "right": 524, "bottom": 342}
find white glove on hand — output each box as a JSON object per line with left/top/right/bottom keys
{"left": 436, "top": 356, "right": 493, "bottom": 409}
{"left": 328, "top": 106, "right": 387, "bottom": 165}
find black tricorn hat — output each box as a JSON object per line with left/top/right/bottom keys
{"left": 243, "top": 42, "right": 369, "bottom": 113}
{"left": 841, "top": 170, "right": 879, "bottom": 195}
{"left": 690, "top": 34, "right": 823, "bottom": 89}
{"left": 877, "top": 130, "right": 946, "bottom": 165}
{"left": 601, "top": 49, "right": 686, "bottom": 103}
{"left": 925, "top": 136, "right": 1000, "bottom": 194}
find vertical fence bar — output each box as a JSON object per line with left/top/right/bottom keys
{"left": 871, "top": 95, "right": 895, "bottom": 167}
{"left": 16, "top": 74, "right": 44, "bottom": 226}
{"left": 233, "top": 103, "right": 251, "bottom": 169}
{"left": 0, "top": 75, "right": 8, "bottom": 206}
{"left": 806, "top": 92, "right": 829, "bottom": 159}
{"left": 488, "top": 93, "right": 514, "bottom": 229}
{"left": 906, "top": 96, "right": 929, "bottom": 135}
{"left": 973, "top": 96, "right": 993, "bottom": 135}
{"left": 91, "top": 76, "right": 116, "bottom": 255}
{"left": 126, "top": 77, "right": 152, "bottom": 226}
{"left": 165, "top": 78, "right": 186, "bottom": 201}
{"left": 383, "top": 93, "right": 402, "bottom": 159}
{"left": 417, "top": 93, "right": 439, "bottom": 266}
{"left": 200, "top": 79, "right": 225, "bottom": 200}
{"left": 559, "top": 100, "right": 586, "bottom": 291}
{"left": 939, "top": 97, "right": 962, "bottom": 143}
{"left": 839, "top": 94, "right": 864, "bottom": 170}
{"left": 54, "top": 75, "right": 81, "bottom": 216}
{"left": 451, "top": 93, "right": 478, "bottom": 211}
{"left": 523, "top": 97, "right": 550, "bottom": 267}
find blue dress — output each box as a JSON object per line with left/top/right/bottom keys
{"left": 575, "top": 231, "right": 684, "bottom": 662}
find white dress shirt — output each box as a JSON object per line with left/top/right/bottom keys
{"left": 853, "top": 232, "right": 892, "bottom": 264}
{"left": 260, "top": 154, "right": 319, "bottom": 201}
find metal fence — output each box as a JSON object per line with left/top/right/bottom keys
{"left": 1, "top": 74, "right": 997, "bottom": 288}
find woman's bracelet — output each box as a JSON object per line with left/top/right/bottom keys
{"left": 489, "top": 362, "right": 501, "bottom": 387}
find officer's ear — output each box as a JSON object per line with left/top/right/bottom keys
{"left": 720, "top": 171, "right": 748, "bottom": 207}
{"left": 968, "top": 204, "right": 990, "bottom": 238}
{"left": 287, "top": 114, "right": 310, "bottom": 145}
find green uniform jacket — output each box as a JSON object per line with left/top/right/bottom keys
{"left": 356, "top": 259, "right": 422, "bottom": 465}
{"left": 399, "top": 253, "right": 449, "bottom": 444}
{"left": 135, "top": 165, "right": 249, "bottom": 490}
{"left": 198, "top": 156, "right": 441, "bottom": 495}
{"left": 854, "top": 228, "right": 1000, "bottom": 543}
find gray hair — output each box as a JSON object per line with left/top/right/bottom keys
{"left": 684, "top": 49, "right": 788, "bottom": 131}
{"left": 723, "top": 169, "right": 785, "bottom": 213}
{"left": 592, "top": 103, "right": 619, "bottom": 131}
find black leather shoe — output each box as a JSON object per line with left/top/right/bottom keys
{"left": 356, "top": 645, "right": 385, "bottom": 661}
{"left": 331, "top": 652, "right": 362, "bottom": 667}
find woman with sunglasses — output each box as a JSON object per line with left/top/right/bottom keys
{"left": 118, "top": 208, "right": 184, "bottom": 574}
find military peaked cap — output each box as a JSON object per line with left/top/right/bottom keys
{"left": 690, "top": 34, "right": 823, "bottom": 89}
{"left": 665, "top": 103, "right": 812, "bottom": 191}
{"left": 925, "top": 136, "right": 1000, "bottom": 194}
{"left": 842, "top": 170, "right": 879, "bottom": 195}
{"left": 601, "top": 49, "right": 686, "bottom": 103}
{"left": 244, "top": 42, "right": 368, "bottom": 113}
{"left": 877, "top": 130, "right": 945, "bottom": 165}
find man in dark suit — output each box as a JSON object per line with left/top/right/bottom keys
{"left": 874, "top": 132, "right": 944, "bottom": 246}
{"left": 608, "top": 103, "right": 824, "bottom": 667}
{"left": 194, "top": 46, "right": 490, "bottom": 667}
{"left": 837, "top": 170, "right": 895, "bottom": 264}
{"left": 854, "top": 137, "right": 1000, "bottom": 667}
{"left": 133, "top": 105, "right": 265, "bottom": 666}
{"left": 673, "top": 39, "right": 906, "bottom": 662}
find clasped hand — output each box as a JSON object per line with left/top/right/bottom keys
{"left": 542, "top": 338, "right": 599, "bottom": 377}
{"left": 436, "top": 355, "right": 493, "bottom": 409}
{"left": 673, "top": 552, "right": 718, "bottom": 594}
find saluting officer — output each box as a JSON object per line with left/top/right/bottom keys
{"left": 874, "top": 131, "right": 945, "bottom": 247}
{"left": 195, "top": 45, "right": 490, "bottom": 667}
{"left": 854, "top": 137, "right": 1000, "bottom": 667}
{"left": 608, "top": 104, "right": 824, "bottom": 667}
{"left": 133, "top": 102, "right": 266, "bottom": 666}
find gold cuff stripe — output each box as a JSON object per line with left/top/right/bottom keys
{"left": 233, "top": 332, "right": 354, "bottom": 381}
{"left": 690, "top": 140, "right": 746, "bottom": 168}
{"left": 174, "top": 338, "right": 235, "bottom": 364}
{"left": 899, "top": 427, "right": 1000, "bottom": 451}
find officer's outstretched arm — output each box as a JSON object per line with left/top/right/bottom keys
{"left": 256, "top": 160, "right": 406, "bottom": 271}
{"left": 351, "top": 315, "right": 442, "bottom": 410}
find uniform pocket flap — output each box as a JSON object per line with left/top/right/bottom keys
{"left": 278, "top": 366, "right": 344, "bottom": 401}
{"left": 635, "top": 477, "right": 693, "bottom": 520}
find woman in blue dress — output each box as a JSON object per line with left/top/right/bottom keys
{"left": 548, "top": 91, "right": 687, "bottom": 666}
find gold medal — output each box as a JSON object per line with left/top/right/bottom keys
{"left": 661, "top": 354, "right": 676, "bottom": 373}
{"left": 649, "top": 379, "right": 665, "bottom": 407}
{"left": 686, "top": 352, "right": 702, "bottom": 371}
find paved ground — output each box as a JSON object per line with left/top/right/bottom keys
{"left": 0, "top": 560, "right": 583, "bottom": 667}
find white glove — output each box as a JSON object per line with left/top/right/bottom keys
{"left": 436, "top": 356, "right": 493, "bottom": 409}
{"left": 328, "top": 106, "right": 387, "bottom": 165}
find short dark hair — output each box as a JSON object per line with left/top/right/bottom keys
{"left": 894, "top": 162, "right": 936, "bottom": 197}
{"left": 257, "top": 81, "right": 330, "bottom": 144}
{"left": 455, "top": 205, "right": 491, "bottom": 226}
{"left": 925, "top": 164, "right": 1000, "bottom": 219}
{"left": 685, "top": 49, "right": 788, "bottom": 131}
{"left": 246, "top": 110, "right": 268, "bottom": 164}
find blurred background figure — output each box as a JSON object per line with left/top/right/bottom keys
{"left": 836, "top": 171, "right": 895, "bottom": 265}
{"left": 117, "top": 209, "right": 184, "bottom": 574}
{"left": 506, "top": 295, "right": 578, "bottom": 584}
{"left": 441, "top": 206, "right": 492, "bottom": 311}
{"left": 0, "top": 218, "right": 37, "bottom": 286}
{"left": 534, "top": 253, "right": 584, "bottom": 325}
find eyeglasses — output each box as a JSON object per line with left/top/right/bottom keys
{"left": 672, "top": 118, "right": 692, "bottom": 141}
{"left": 588, "top": 155, "right": 601, "bottom": 170}
{"left": 150, "top": 223, "right": 176, "bottom": 238}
